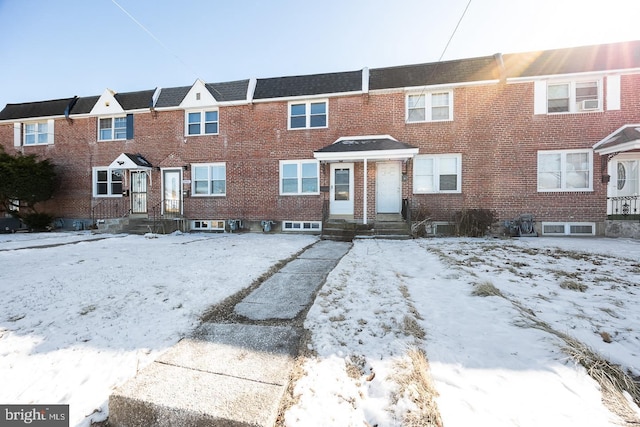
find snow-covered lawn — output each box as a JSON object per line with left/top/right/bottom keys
{"left": 0, "top": 232, "right": 316, "bottom": 426}
{"left": 1, "top": 232, "right": 639, "bottom": 427}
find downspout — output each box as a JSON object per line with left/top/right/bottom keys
{"left": 64, "top": 96, "right": 78, "bottom": 120}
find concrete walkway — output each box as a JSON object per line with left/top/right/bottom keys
{"left": 108, "top": 240, "right": 351, "bottom": 427}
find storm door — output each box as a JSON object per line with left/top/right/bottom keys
{"left": 130, "top": 171, "right": 147, "bottom": 214}
{"left": 163, "top": 169, "right": 182, "bottom": 215}
{"left": 330, "top": 163, "right": 354, "bottom": 215}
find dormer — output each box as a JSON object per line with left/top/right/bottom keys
{"left": 90, "top": 89, "right": 125, "bottom": 115}
{"left": 179, "top": 79, "right": 218, "bottom": 109}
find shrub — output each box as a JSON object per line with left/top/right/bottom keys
{"left": 22, "top": 212, "right": 53, "bottom": 232}
{"left": 453, "top": 209, "right": 496, "bottom": 237}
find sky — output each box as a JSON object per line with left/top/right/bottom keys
{"left": 0, "top": 0, "right": 639, "bottom": 109}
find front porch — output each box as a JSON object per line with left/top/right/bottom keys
{"left": 321, "top": 213, "right": 411, "bottom": 241}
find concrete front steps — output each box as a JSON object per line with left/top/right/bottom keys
{"left": 322, "top": 215, "right": 412, "bottom": 241}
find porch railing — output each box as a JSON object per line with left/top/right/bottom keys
{"left": 607, "top": 195, "right": 640, "bottom": 219}
{"left": 91, "top": 198, "right": 129, "bottom": 223}
{"left": 150, "top": 199, "right": 184, "bottom": 233}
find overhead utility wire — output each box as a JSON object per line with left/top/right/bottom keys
{"left": 438, "top": 0, "right": 473, "bottom": 62}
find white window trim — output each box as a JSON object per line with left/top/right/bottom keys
{"left": 92, "top": 167, "right": 123, "bottom": 198}
{"left": 185, "top": 109, "right": 219, "bottom": 136}
{"left": 191, "top": 162, "right": 226, "bottom": 197}
{"left": 537, "top": 149, "right": 593, "bottom": 192}
{"left": 406, "top": 90, "right": 453, "bottom": 123}
{"left": 98, "top": 116, "right": 127, "bottom": 141}
{"left": 288, "top": 99, "right": 328, "bottom": 130}
{"left": 545, "top": 78, "right": 603, "bottom": 114}
{"left": 412, "top": 154, "right": 462, "bottom": 194}
{"left": 282, "top": 220, "right": 322, "bottom": 231}
{"left": 21, "top": 119, "right": 54, "bottom": 145}
{"left": 279, "top": 160, "right": 320, "bottom": 195}
{"left": 541, "top": 222, "right": 595, "bottom": 236}
{"left": 191, "top": 220, "right": 226, "bottom": 230}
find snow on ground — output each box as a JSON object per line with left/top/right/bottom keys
{"left": 287, "top": 237, "right": 640, "bottom": 427}
{"left": 1, "top": 232, "right": 639, "bottom": 427}
{"left": 0, "top": 232, "right": 316, "bottom": 426}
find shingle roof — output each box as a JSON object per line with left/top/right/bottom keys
{"left": 504, "top": 40, "right": 640, "bottom": 78}
{"left": 71, "top": 96, "right": 100, "bottom": 114}
{"left": 315, "top": 137, "right": 417, "bottom": 153}
{"left": 253, "top": 70, "right": 362, "bottom": 100}
{"left": 206, "top": 80, "right": 250, "bottom": 102}
{"left": 155, "top": 86, "right": 190, "bottom": 108}
{"left": 369, "top": 55, "right": 502, "bottom": 90}
{"left": 114, "top": 90, "right": 156, "bottom": 110}
{"left": 0, "top": 97, "right": 77, "bottom": 120}
{"left": 594, "top": 125, "right": 640, "bottom": 153}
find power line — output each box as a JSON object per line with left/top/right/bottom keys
{"left": 439, "top": 0, "right": 473, "bottom": 61}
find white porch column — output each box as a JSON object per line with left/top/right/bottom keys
{"left": 363, "top": 158, "right": 368, "bottom": 224}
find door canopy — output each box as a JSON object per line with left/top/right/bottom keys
{"left": 594, "top": 125, "right": 640, "bottom": 155}
{"left": 108, "top": 153, "right": 153, "bottom": 170}
{"left": 314, "top": 135, "right": 418, "bottom": 162}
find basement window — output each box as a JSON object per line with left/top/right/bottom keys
{"left": 282, "top": 221, "right": 321, "bottom": 231}
{"left": 541, "top": 222, "right": 595, "bottom": 236}
{"left": 191, "top": 220, "right": 225, "bottom": 231}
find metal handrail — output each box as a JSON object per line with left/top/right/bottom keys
{"left": 607, "top": 195, "right": 639, "bottom": 218}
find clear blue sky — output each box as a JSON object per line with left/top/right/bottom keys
{"left": 1, "top": 0, "right": 639, "bottom": 108}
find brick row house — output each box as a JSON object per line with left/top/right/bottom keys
{"left": 1, "top": 40, "right": 640, "bottom": 238}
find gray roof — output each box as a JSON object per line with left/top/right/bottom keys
{"left": 504, "top": 40, "right": 640, "bottom": 78}
{"left": 125, "top": 153, "right": 153, "bottom": 167}
{"left": 254, "top": 70, "right": 362, "bottom": 100}
{"left": 0, "top": 97, "right": 77, "bottom": 120}
{"left": 206, "top": 80, "right": 250, "bottom": 102}
{"left": 155, "top": 86, "right": 190, "bottom": 108}
{"left": 594, "top": 125, "right": 640, "bottom": 152}
{"left": 315, "top": 137, "right": 417, "bottom": 153}
{"left": 114, "top": 90, "right": 156, "bottom": 110}
{"left": 369, "top": 55, "right": 502, "bottom": 90}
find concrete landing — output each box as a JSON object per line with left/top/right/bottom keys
{"left": 109, "top": 324, "right": 300, "bottom": 427}
{"left": 108, "top": 239, "right": 352, "bottom": 427}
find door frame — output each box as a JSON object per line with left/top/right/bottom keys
{"left": 161, "top": 168, "right": 183, "bottom": 215}
{"left": 376, "top": 161, "right": 402, "bottom": 214}
{"left": 130, "top": 170, "right": 148, "bottom": 214}
{"left": 330, "top": 163, "right": 354, "bottom": 216}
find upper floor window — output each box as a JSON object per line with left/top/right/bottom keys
{"left": 93, "top": 168, "right": 123, "bottom": 197}
{"left": 186, "top": 110, "right": 219, "bottom": 136}
{"left": 537, "top": 149, "right": 592, "bottom": 192}
{"left": 289, "top": 100, "right": 327, "bottom": 129}
{"left": 192, "top": 163, "right": 226, "bottom": 196}
{"left": 407, "top": 91, "right": 453, "bottom": 123}
{"left": 280, "top": 160, "right": 319, "bottom": 195}
{"left": 546, "top": 80, "right": 601, "bottom": 113}
{"left": 413, "top": 154, "right": 461, "bottom": 193}
{"left": 99, "top": 116, "right": 129, "bottom": 141}
{"left": 24, "top": 121, "right": 51, "bottom": 145}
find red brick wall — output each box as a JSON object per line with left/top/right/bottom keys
{"left": 1, "top": 73, "right": 639, "bottom": 229}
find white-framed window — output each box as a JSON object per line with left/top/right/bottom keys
{"left": 93, "top": 168, "right": 123, "bottom": 197}
{"left": 288, "top": 100, "right": 327, "bottom": 129}
{"left": 192, "top": 163, "right": 226, "bottom": 196}
{"left": 537, "top": 149, "right": 593, "bottom": 192}
{"left": 23, "top": 121, "right": 52, "bottom": 145}
{"left": 186, "top": 110, "right": 219, "bottom": 136}
{"left": 282, "top": 220, "right": 321, "bottom": 231}
{"left": 99, "top": 116, "right": 127, "bottom": 141}
{"left": 191, "top": 220, "right": 225, "bottom": 230}
{"left": 542, "top": 222, "right": 595, "bottom": 236}
{"left": 406, "top": 91, "right": 453, "bottom": 123}
{"left": 546, "top": 79, "right": 601, "bottom": 113}
{"left": 413, "top": 154, "right": 462, "bottom": 193}
{"left": 280, "top": 160, "right": 319, "bottom": 195}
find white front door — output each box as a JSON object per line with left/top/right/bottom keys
{"left": 130, "top": 171, "right": 147, "bottom": 214}
{"left": 376, "top": 161, "right": 401, "bottom": 213}
{"left": 162, "top": 169, "right": 182, "bottom": 215}
{"left": 615, "top": 160, "right": 639, "bottom": 196}
{"left": 330, "top": 163, "right": 354, "bottom": 216}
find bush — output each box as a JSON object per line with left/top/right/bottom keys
{"left": 453, "top": 209, "right": 496, "bottom": 237}
{"left": 22, "top": 212, "right": 53, "bottom": 232}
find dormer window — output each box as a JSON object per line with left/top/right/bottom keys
{"left": 186, "top": 110, "right": 219, "bottom": 136}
